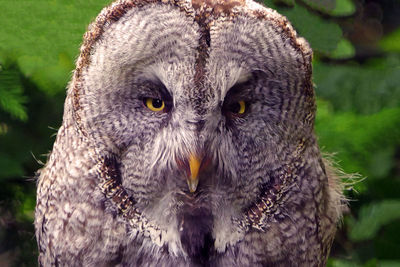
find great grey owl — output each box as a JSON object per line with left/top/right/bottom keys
{"left": 35, "top": 0, "right": 344, "bottom": 266}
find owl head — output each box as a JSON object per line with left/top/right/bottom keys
{"left": 37, "top": 0, "right": 343, "bottom": 265}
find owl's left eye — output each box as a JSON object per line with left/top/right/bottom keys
{"left": 144, "top": 97, "right": 165, "bottom": 112}
{"left": 225, "top": 100, "right": 247, "bottom": 116}
{"left": 228, "top": 100, "right": 246, "bottom": 114}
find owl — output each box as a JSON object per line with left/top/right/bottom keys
{"left": 34, "top": 0, "right": 344, "bottom": 266}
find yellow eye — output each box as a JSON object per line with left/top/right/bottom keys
{"left": 237, "top": 100, "right": 246, "bottom": 114}
{"left": 228, "top": 100, "right": 246, "bottom": 115}
{"left": 144, "top": 98, "right": 165, "bottom": 112}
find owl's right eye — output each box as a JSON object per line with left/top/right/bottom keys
{"left": 144, "top": 97, "right": 165, "bottom": 112}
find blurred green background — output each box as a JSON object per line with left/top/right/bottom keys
{"left": 0, "top": 0, "right": 399, "bottom": 266}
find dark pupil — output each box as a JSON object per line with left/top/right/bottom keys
{"left": 152, "top": 99, "right": 163, "bottom": 108}
{"left": 229, "top": 102, "right": 241, "bottom": 113}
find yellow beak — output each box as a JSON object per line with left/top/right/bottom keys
{"left": 187, "top": 154, "right": 201, "bottom": 193}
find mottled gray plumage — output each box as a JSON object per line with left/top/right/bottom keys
{"left": 35, "top": 0, "right": 344, "bottom": 266}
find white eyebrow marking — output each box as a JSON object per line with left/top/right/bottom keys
{"left": 221, "top": 67, "right": 252, "bottom": 98}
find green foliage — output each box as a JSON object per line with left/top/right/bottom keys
{"left": 0, "top": 0, "right": 399, "bottom": 265}
{"left": 0, "top": 0, "right": 111, "bottom": 95}
{"left": 380, "top": 28, "right": 400, "bottom": 53}
{"left": 349, "top": 200, "right": 400, "bottom": 242}
{"left": 331, "top": 0, "right": 356, "bottom": 16}
{"left": 314, "top": 56, "right": 400, "bottom": 114}
{"left": 0, "top": 67, "right": 27, "bottom": 121}
{"left": 328, "top": 258, "right": 400, "bottom": 267}
{"left": 330, "top": 38, "right": 356, "bottom": 59}
{"left": 265, "top": 0, "right": 343, "bottom": 54}
{"left": 273, "top": 0, "right": 295, "bottom": 7}
{"left": 316, "top": 104, "right": 400, "bottom": 179}
{"left": 296, "top": 0, "right": 356, "bottom": 16}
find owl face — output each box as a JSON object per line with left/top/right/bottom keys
{"left": 63, "top": 0, "right": 334, "bottom": 265}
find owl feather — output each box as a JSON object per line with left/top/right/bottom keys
{"left": 35, "top": 0, "right": 345, "bottom": 266}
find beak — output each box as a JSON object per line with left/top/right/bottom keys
{"left": 187, "top": 154, "right": 201, "bottom": 193}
